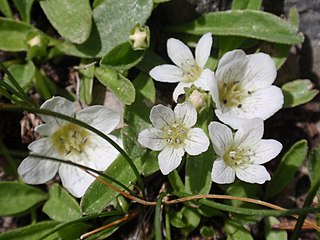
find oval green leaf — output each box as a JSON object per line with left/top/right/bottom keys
{"left": 95, "top": 66, "right": 135, "bottom": 105}
{"left": 0, "top": 182, "right": 47, "bottom": 216}
{"left": 167, "top": 10, "right": 304, "bottom": 44}
{"left": 4, "top": 61, "right": 35, "bottom": 90}
{"left": 265, "top": 140, "right": 308, "bottom": 199}
{"left": 264, "top": 216, "right": 287, "bottom": 240}
{"left": 282, "top": 79, "right": 319, "bottom": 108}
{"left": 13, "top": 0, "right": 35, "bottom": 23}
{"left": 40, "top": 0, "right": 92, "bottom": 44}
{"left": 58, "top": 0, "right": 153, "bottom": 57}
{"left": 42, "top": 184, "right": 82, "bottom": 222}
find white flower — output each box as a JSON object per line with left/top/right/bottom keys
{"left": 138, "top": 103, "right": 209, "bottom": 175}
{"left": 209, "top": 49, "right": 284, "bottom": 129}
{"left": 18, "top": 96, "right": 122, "bottom": 198}
{"left": 150, "top": 33, "right": 213, "bottom": 102}
{"left": 208, "top": 118, "right": 282, "bottom": 184}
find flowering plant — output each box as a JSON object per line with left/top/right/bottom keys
{"left": 0, "top": 1, "right": 319, "bottom": 239}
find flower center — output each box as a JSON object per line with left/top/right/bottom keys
{"left": 164, "top": 123, "right": 189, "bottom": 148}
{"left": 223, "top": 145, "right": 254, "bottom": 168}
{"left": 219, "top": 81, "right": 249, "bottom": 108}
{"left": 181, "top": 61, "right": 202, "bottom": 83}
{"left": 51, "top": 123, "right": 90, "bottom": 156}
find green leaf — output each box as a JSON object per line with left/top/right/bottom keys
{"left": 185, "top": 148, "right": 213, "bottom": 195}
{"left": 58, "top": 223, "right": 90, "bottom": 240}
{"left": 0, "top": 0, "right": 13, "bottom": 18}
{"left": 264, "top": 216, "right": 287, "bottom": 240}
{"left": 95, "top": 66, "right": 136, "bottom": 105}
{"left": 4, "top": 61, "right": 35, "bottom": 90}
{"left": 0, "top": 17, "right": 32, "bottom": 51}
{"left": 167, "top": 10, "right": 304, "bottom": 44}
{"left": 225, "top": 220, "right": 253, "bottom": 240}
{"left": 282, "top": 79, "right": 319, "bottom": 108}
{"left": 100, "top": 42, "right": 145, "bottom": 70}
{"left": 81, "top": 155, "right": 142, "bottom": 214}
{"left": 231, "top": 0, "right": 262, "bottom": 10}
{"left": 40, "top": 0, "right": 92, "bottom": 44}
{"left": 307, "top": 148, "right": 320, "bottom": 200}
{"left": 58, "top": 0, "right": 153, "bottom": 57}
{"left": 33, "top": 69, "right": 57, "bottom": 100}
{"left": 200, "top": 226, "right": 216, "bottom": 238}
{"left": 0, "top": 181, "right": 47, "bottom": 216}
{"left": 78, "top": 62, "right": 95, "bottom": 105}
{"left": 0, "top": 221, "right": 59, "bottom": 240}
{"left": 42, "top": 184, "right": 82, "bottom": 222}
{"left": 170, "top": 206, "right": 201, "bottom": 235}
{"left": 13, "top": 0, "right": 35, "bottom": 23}
{"left": 265, "top": 140, "right": 308, "bottom": 199}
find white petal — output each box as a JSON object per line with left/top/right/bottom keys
{"left": 35, "top": 123, "right": 57, "bottom": 136}
{"left": 195, "top": 33, "right": 212, "bottom": 68}
{"left": 59, "top": 162, "right": 96, "bottom": 198}
{"left": 208, "top": 75, "right": 220, "bottom": 109}
{"left": 174, "top": 103, "right": 197, "bottom": 128}
{"left": 173, "top": 82, "right": 191, "bottom": 102}
{"left": 150, "top": 105, "right": 175, "bottom": 129}
{"left": 18, "top": 156, "right": 59, "bottom": 184}
{"left": 86, "top": 134, "right": 121, "bottom": 170}
{"left": 242, "top": 53, "right": 277, "bottom": 90}
{"left": 241, "top": 86, "right": 284, "bottom": 120}
{"left": 235, "top": 165, "right": 271, "bottom": 184}
{"left": 184, "top": 128, "right": 210, "bottom": 155}
{"left": 194, "top": 68, "right": 214, "bottom": 91}
{"left": 215, "top": 109, "right": 248, "bottom": 129}
{"left": 211, "top": 158, "right": 235, "bottom": 184}
{"left": 208, "top": 121, "right": 233, "bottom": 156}
{"left": 76, "top": 106, "right": 120, "bottom": 134}
{"left": 138, "top": 128, "right": 167, "bottom": 151}
{"left": 251, "top": 139, "right": 282, "bottom": 164}
{"left": 234, "top": 118, "right": 264, "bottom": 147}
{"left": 167, "top": 38, "right": 195, "bottom": 69}
{"left": 216, "top": 49, "right": 247, "bottom": 82}
{"left": 158, "top": 146, "right": 184, "bottom": 175}
{"left": 40, "top": 96, "right": 74, "bottom": 124}
{"left": 149, "top": 64, "right": 183, "bottom": 83}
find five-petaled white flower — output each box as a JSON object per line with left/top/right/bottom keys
{"left": 209, "top": 118, "right": 282, "bottom": 184}
{"left": 150, "top": 33, "right": 214, "bottom": 102}
{"left": 18, "top": 96, "right": 122, "bottom": 198}
{"left": 138, "top": 103, "right": 209, "bottom": 175}
{"left": 209, "top": 49, "right": 284, "bottom": 129}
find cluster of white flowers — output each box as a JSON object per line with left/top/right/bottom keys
{"left": 18, "top": 32, "right": 284, "bottom": 198}
{"left": 141, "top": 33, "right": 283, "bottom": 184}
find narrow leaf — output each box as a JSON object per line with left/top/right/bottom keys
{"left": 265, "top": 140, "right": 308, "bottom": 199}
{"left": 4, "top": 61, "right": 35, "bottom": 90}
{"left": 282, "top": 79, "right": 319, "bottom": 108}
{"left": 13, "top": 0, "right": 35, "bottom": 23}
{"left": 42, "top": 184, "right": 82, "bottom": 222}
{"left": 40, "top": 0, "right": 92, "bottom": 44}
{"left": 0, "top": 0, "right": 13, "bottom": 18}
{"left": 0, "top": 182, "right": 47, "bottom": 216}
{"left": 167, "top": 10, "right": 304, "bottom": 44}
{"left": 0, "top": 221, "right": 59, "bottom": 240}
{"left": 232, "top": 0, "right": 262, "bottom": 10}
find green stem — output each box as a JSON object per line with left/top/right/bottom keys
{"left": 165, "top": 205, "right": 172, "bottom": 240}
{"left": 29, "top": 154, "right": 135, "bottom": 196}
{"left": 155, "top": 193, "right": 166, "bottom": 240}
{"left": 0, "top": 103, "right": 144, "bottom": 193}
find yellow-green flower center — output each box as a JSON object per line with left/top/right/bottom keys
{"left": 51, "top": 123, "right": 90, "bottom": 156}
{"left": 223, "top": 145, "right": 254, "bottom": 168}
{"left": 219, "top": 81, "right": 248, "bottom": 108}
{"left": 182, "top": 63, "right": 202, "bottom": 83}
{"left": 164, "top": 123, "right": 189, "bottom": 148}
